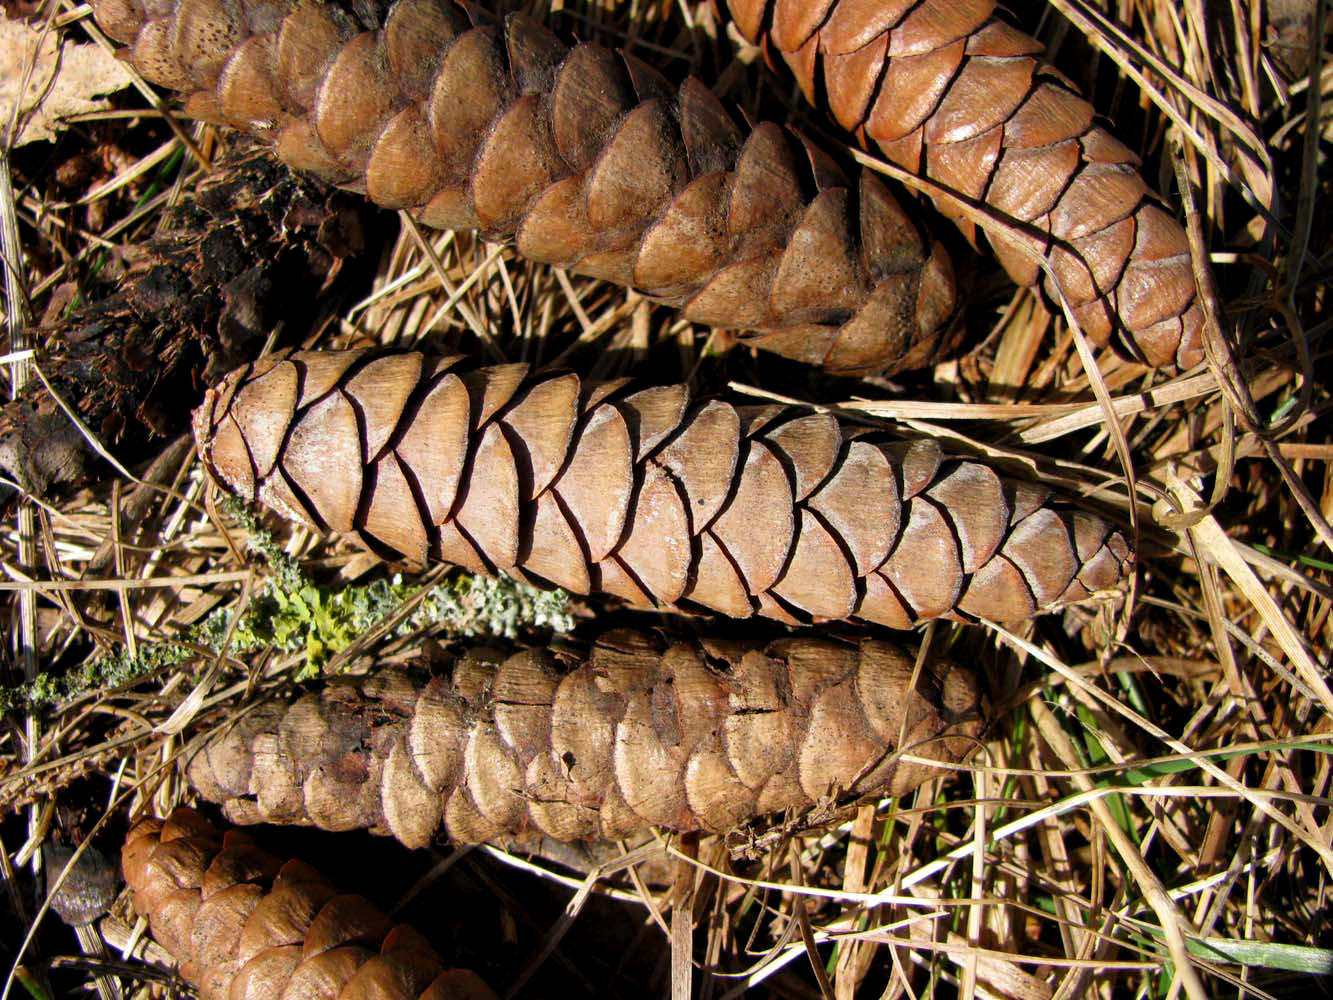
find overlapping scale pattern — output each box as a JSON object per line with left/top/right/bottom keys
{"left": 184, "top": 631, "right": 982, "bottom": 844}
{"left": 194, "top": 350, "right": 1133, "bottom": 625}
{"left": 723, "top": 0, "right": 1206, "bottom": 370}
{"left": 122, "top": 809, "right": 498, "bottom": 1000}
{"left": 89, "top": 0, "right": 956, "bottom": 375}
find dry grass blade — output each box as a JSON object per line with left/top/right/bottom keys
{"left": 0, "top": 1, "right": 1329, "bottom": 998}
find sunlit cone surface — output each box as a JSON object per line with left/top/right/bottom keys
{"left": 194, "top": 351, "right": 1133, "bottom": 626}
{"left": 122, "top": 808, "right": 498, "bottom": 1000}
{"left": 89, "top": 0, "right": 958, "bottom": 375}
{"left": 723, "top": 0, "right": 1206, "bottom": 369}
{"left": 185, "top": 630, "right": 982, "bottom": 845}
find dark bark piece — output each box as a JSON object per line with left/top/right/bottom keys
{"left": 0, "top": 144, "right": 369, "bottom": 506}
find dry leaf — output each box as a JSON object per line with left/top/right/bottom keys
{"left": 0, "top": 19, "right": 130, "bottom": 147}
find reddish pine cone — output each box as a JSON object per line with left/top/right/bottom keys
{"left": 122, "top": 808, "right": 497, "bottom": 1000}
{"left": 194, "top": 351, "right": 1132, "bottom": 625}
{"left": 185, "top": 631, "right": 983, "bottom": 846}
{"left": 88, "top": 0, "right": 956, "bottom": 375}
{"left": 723, "top": 0, "right": 1206, "bottom": 370}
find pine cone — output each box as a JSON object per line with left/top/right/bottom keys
{"left": 722, "top": 0, "right": 1206, "bottom": 370}
{"left": 194, "top": 350, "right": 1132, "bottom": 625}
{"left": 87, "top": 0, "right": 956, "bottom": 376}
{"left": 121, "top": 808, "right": 497, "bottom": 1000}
{"left": 184, "top": 630, "right": 982, "bottom": 846}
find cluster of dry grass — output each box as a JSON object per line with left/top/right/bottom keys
{"left": 1, "top": 0, "right": 1330, "bottom": 997}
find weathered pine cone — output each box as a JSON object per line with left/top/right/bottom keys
{"left": 194, "top": 350, "right": 1132, "bottom": 626}
{"left": 88, "top": 0, "right": 956, "bottom": 376}
{"left": 722, "top": 0, "right": 1206, "bottom": 370}
{"left": 185, "top": 630, "right": 982, "bottom": 846}
{"left": 122, "top": 808, "right": 498, "bottom": 1000}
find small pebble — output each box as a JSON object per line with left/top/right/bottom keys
{"left": 43, "top": 844, "right": 118, "bottom": 927}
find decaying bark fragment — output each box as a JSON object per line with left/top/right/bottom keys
{"left": 185, "top": 630, "right": 982, "bottom": 846}
{"left": 122, "top": 808, "right": 497, "bottom": 1000}
{"left": 0, "top": 143, "right": 364, "bottom": 502}
{"left": 87, "top": 0, "right": 956, "bottom": 375}
{"left": 194, "top": 350, "right": 1133, "bottom": 626}
{"left": 721, "top": 0, "right": 1207, "bottom": 370}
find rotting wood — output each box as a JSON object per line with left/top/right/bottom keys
{"left": 0, "top": 142, "right": 368, "bottom": 504}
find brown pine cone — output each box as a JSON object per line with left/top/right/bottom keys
{"left": 184, "top": 630, "right": 982, "bottom": 845}
{"left": 194, "top": 350, "right": 1132, "bottom": 625}
{"left": 122, "top": 808, "right": 497, "bottom": 1000}
{"left": 722, "top": 0, "right": 1206, "bottom": 370}
{"left": 87, "top": 0, "right": 956, "bottom": 376}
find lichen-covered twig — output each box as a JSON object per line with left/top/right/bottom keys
{"left": 195, "top": 350, "right": 1132, "bottom": 626}
{"left": 122, "top": 808, "right": 498, "bottom": 1000}
{"left": 185, "top": 630, "right": 982, "bottom": 846}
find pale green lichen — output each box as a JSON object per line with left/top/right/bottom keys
{"left": 1, "top": 499, "right": 574, "bottom": 708}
